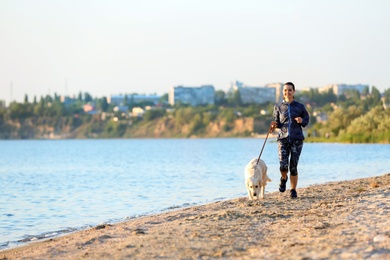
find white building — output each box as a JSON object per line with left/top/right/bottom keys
{"left": 131, "top": 107, "right": 145, "bottom": 117}
{"left": 319, "top": 84, "right": 368, "bottom": 96}
{"left": 229, "top": 81, "right": 277, "bottom": 104}
{"left": 265, "top": 82, "right": 284, "bottom": 103}
{"left": 169, "top": 85, "right": 215, "bottom": 106}
{"left": 113, "top": 105, "right": 129, "bottom": 113}
{"left": 109, "top": 94, "right": 161, "bottom": 105}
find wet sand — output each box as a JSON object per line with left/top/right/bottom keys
{"left": 1, "top": 174, "right": 389, "bottom": 259}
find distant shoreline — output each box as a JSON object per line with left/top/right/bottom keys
{"left": 2, "top": 173, "right": 389, "bottom": 259}
{"left": 1, "top": 136, "right": 388, "bottom": 144}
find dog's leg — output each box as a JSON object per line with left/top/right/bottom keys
{"left": 247, "top": 190, "right": 253, "bottom": 200}
{"left": 260, "top": 185, "right": 265, "bottom": 199}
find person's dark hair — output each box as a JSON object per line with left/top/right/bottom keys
{"left": 284, "top": 82, "right": 295, "bottom": 91}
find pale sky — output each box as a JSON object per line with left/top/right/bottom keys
{"left": 1, "top": 0, "right": 389, "bottom": 104}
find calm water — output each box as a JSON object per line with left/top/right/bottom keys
{"left": 1, "top": 139, "right": 389, "bottom": 249}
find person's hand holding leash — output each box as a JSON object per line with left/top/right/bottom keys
{"left": 270, "top": 121, "right": 277, "bottom": 133}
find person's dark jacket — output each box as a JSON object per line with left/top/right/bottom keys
{"left": 273, "top": 100, "right": 310, "bottom": 141}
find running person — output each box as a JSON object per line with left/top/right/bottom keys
{"left": 270, "top": 82, "right": 310, "bottom": 198}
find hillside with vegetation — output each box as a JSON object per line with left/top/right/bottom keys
{"left": 0, "top": 87, "right": 389, "bottom": 143}
{"left": 301, "top": 86, "right": 390, "bottom": 143}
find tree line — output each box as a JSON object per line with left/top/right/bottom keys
{"left": 0, "top": 86, "right": 389, "bottom": 142}
{"left": 300, "top": 86, "right": 390, "bottom": 143}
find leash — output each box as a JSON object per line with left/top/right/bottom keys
{"left": 256, "top": 125, "right": 274, "bottom": 166}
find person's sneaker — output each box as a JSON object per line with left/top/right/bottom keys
{"left": 279, "top": 177, "right": 288, "bottom": 192}
{"left": 290, "top": 189, "right": 297, "bottom": 198}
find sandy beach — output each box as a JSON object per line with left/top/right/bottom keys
{"left": 1, "top": 173, "right": 389, "bottom": 259}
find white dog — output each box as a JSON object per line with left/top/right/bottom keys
{"left": 245, "top": 158, "right": 272, "bottom": 200}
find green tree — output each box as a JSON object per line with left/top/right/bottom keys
{"left": 322, "top": 105, "right": 363, "bottom": 136}
{"left": 228, "top": 90, "right": 242, "bottom": 106}
{"left": 220, "top": 108, "right": 235, "bottom": 124}
{"left": 362, "top": 86, "right": 369, "bottom": 96}
{"left": 36, "top": 97, "right": 45, "bottom": 116}
{"left": 189, "top": 114, "right": 204, "bottom": 134}
{"left": 371, "top": 86, "right": 381, "bottom": 105}
{"left": 9, "top": 102, "right": 32, "bottom": 119}
{"left": 54, "top": 92, "right": 60, "bottom": 101}
{"left": 384, "top": 88, "right": 390, "bottom": 104}
{"left": 84, "top": 92, "right": 93, "bottom": 102}
{"left": 103, "top": 121, "right": 127, "bottom": 137}
{"left": 52, "top": 101, "right": 65, "bottom": 117}
{"left": 159, "top": 93, "right": 168, "bottom": 104}
{"left": 144, "top": 109, "right": 165, "bottom": 121}
{"left": 300, "top": 88, "right": 336, "bottom": 107}
{"left": 44, "top": 95, "right": 53, "bottom": 103}
{"left": 174, "top": 107, "right": 195, "bottom": 125}
{"left": 340, "top": 106, "right": 390, "bottom": 143}
{"left": 202, "top": 111, "right": 216, "bottom": 126}
{"left": 99, "top": 97, "right": 109, "bottom": 112}
{"left": 215, "top": 90, "right": 227, "bottom": 105}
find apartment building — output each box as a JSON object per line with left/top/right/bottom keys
{"left": 169, "top": 85, "right": 215, "bottom": 106}
{"left": 109, "top": 94, "right": 161, "bottom": 105}
{"left": 229, "top": 81, "right": 278, "bottom": 104}
{"left": 319, "top": 84, "right": 368, "bottom": 96}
